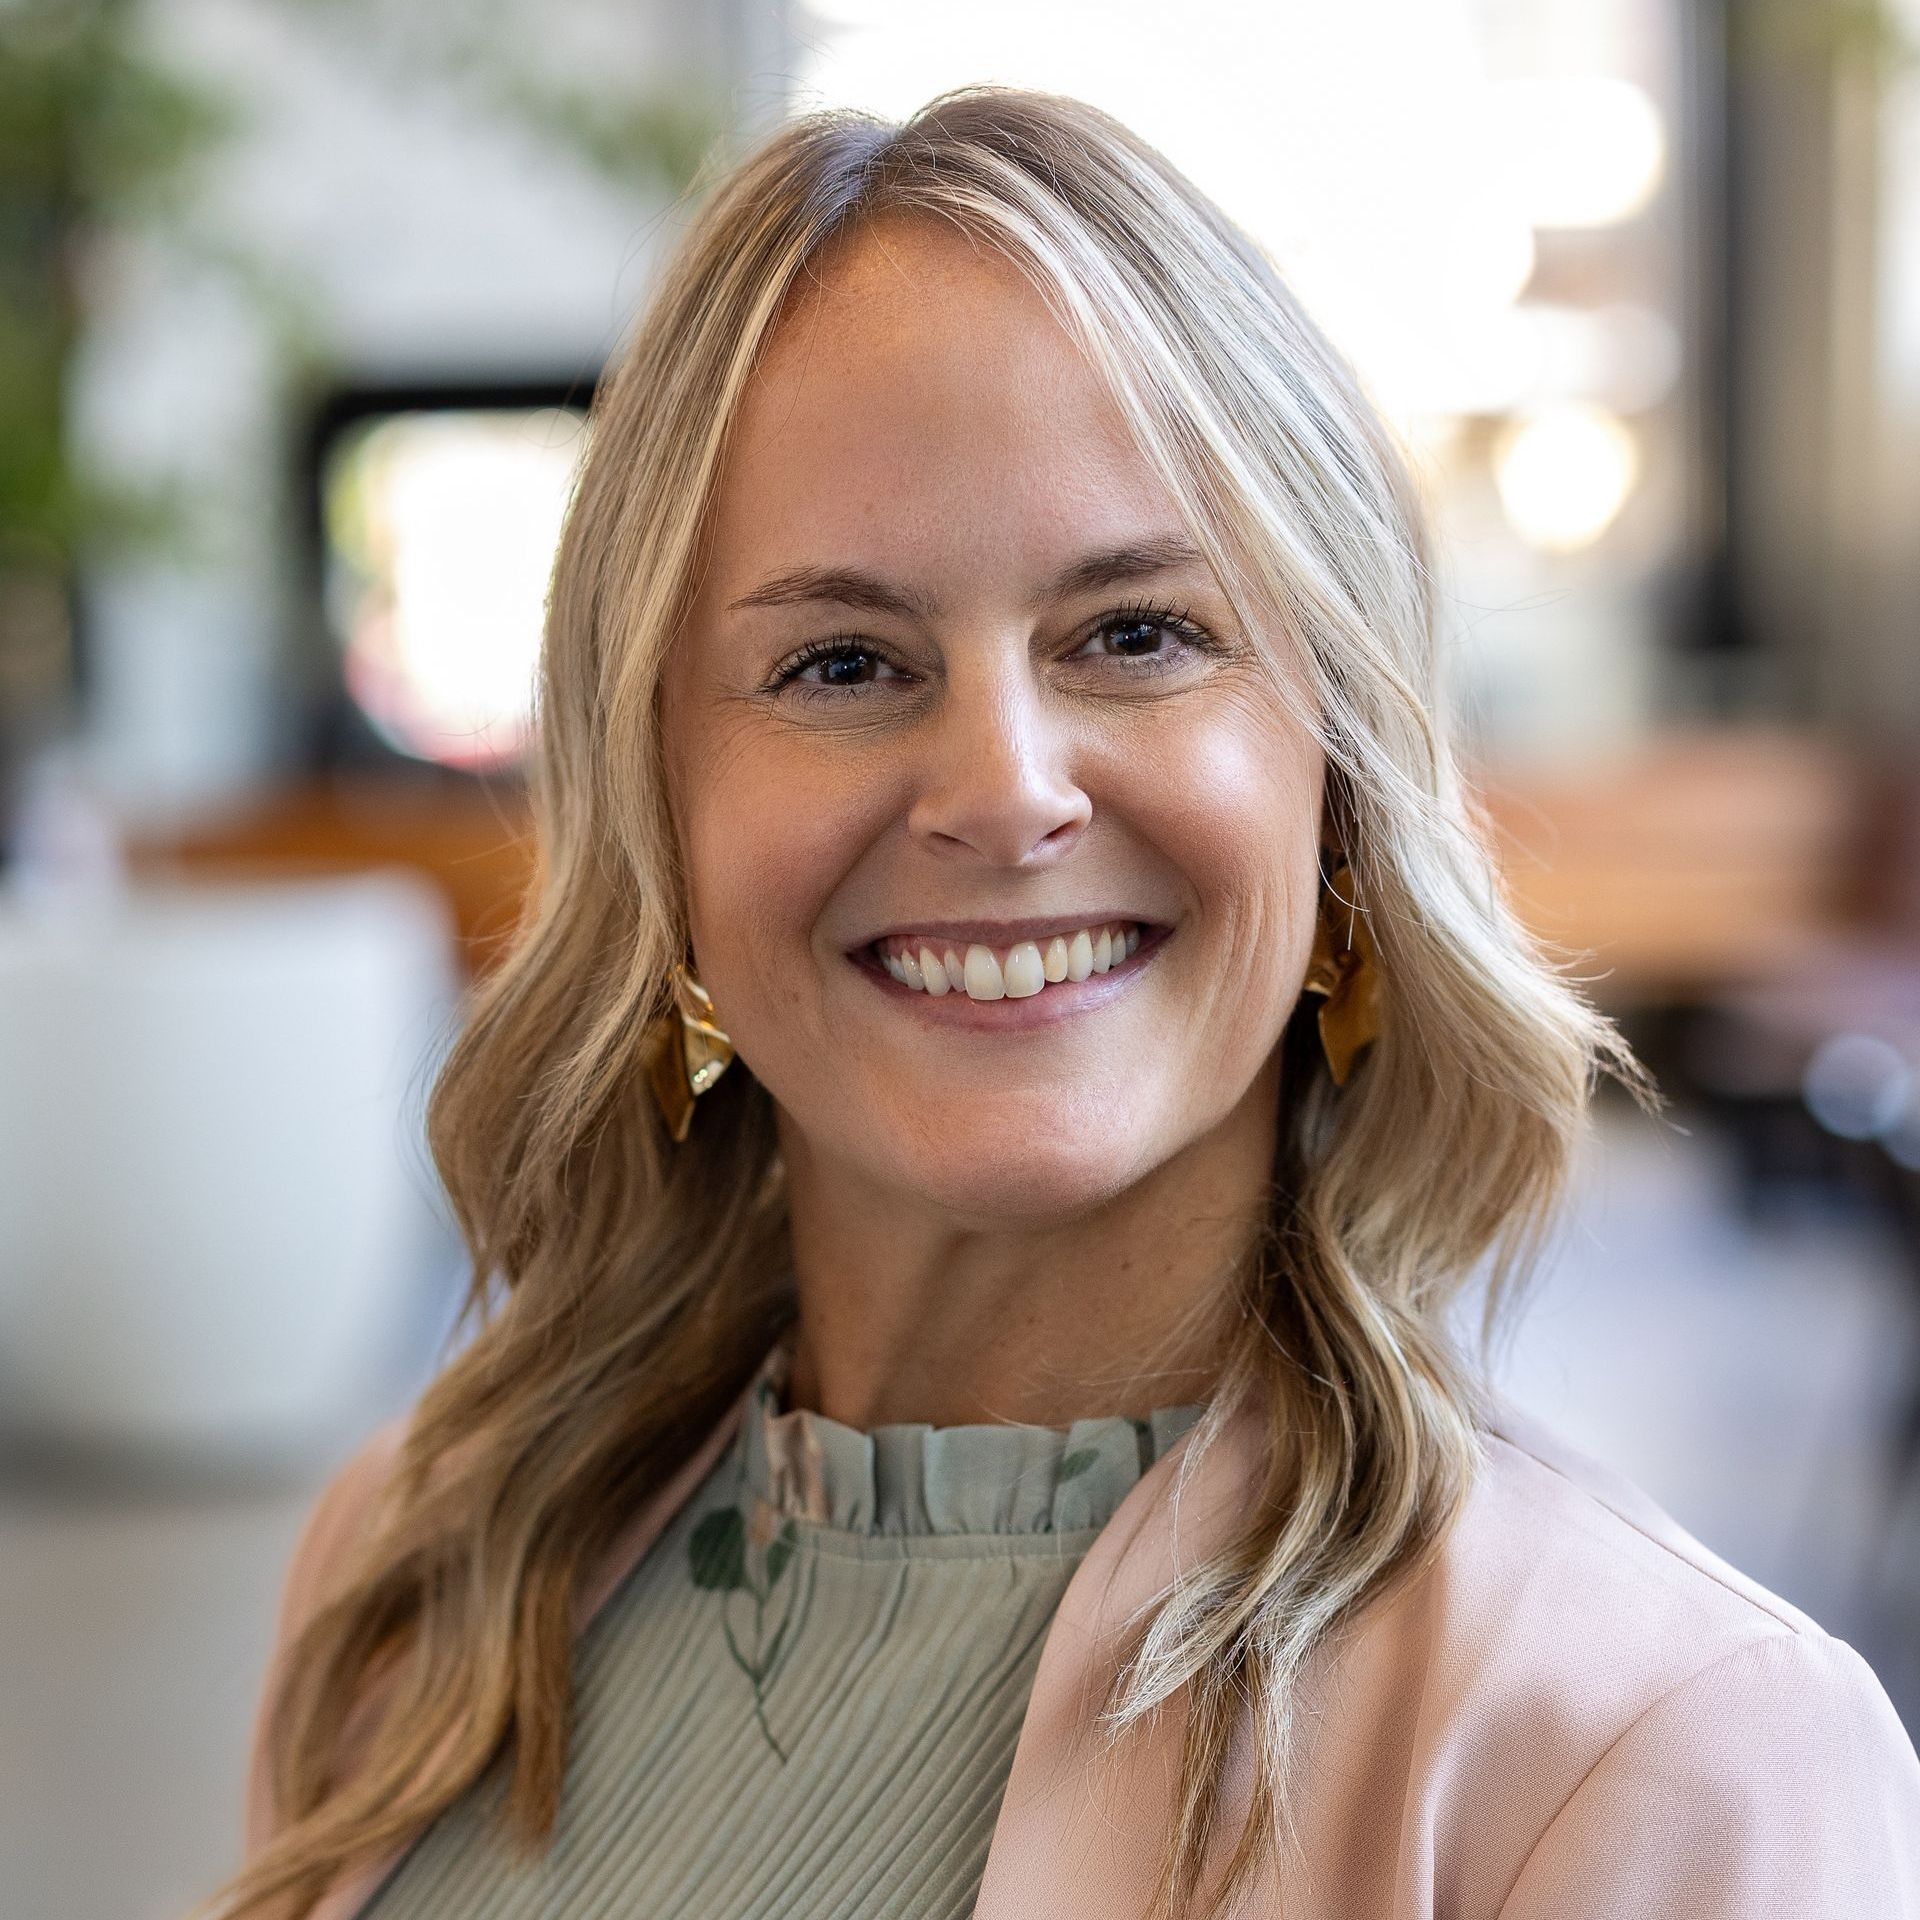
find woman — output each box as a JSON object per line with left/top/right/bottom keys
{"left": 208, "top": 87, "right": 1920, "bottom": 1920}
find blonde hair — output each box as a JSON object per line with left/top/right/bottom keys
{"left": 206, "top": 85, "right": 1651, "bottom": 1920}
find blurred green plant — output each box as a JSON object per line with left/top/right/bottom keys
{"left": 284, "top": 0, "right": 736, "bottom": 197}
{"left": 0, "top": 0, "right": 727, "bottom": 825}
{"left": 0, "top": 0, "right": 235, "bottom": 748}
{"left": 1730, "top": 0, "right": 1919, "bottom": 73}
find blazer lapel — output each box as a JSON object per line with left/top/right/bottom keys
{"left": 974, "top": 1391, "right": 1277, "bottom": 1919}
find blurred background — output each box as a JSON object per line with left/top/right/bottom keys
{"left": 3, "top": 0, "right": 1919, "bottom": 1913}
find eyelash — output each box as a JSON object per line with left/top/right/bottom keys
{"left": 763, "top": 599, "right": 1218, "bottom": 700}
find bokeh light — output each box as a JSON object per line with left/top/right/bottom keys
{"left": 1487, "top": 75, "right": 1668, "bottom": 229}
{"left": 1804, "top": 1032, "right": 1917, "bottom": 1142}
{"left": 1491, "top": 402, "right": 1642, "bottom": 552}
{"left": 323, "top": 409, "right": 587, "bottom": 771}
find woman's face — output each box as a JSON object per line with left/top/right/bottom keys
{"left": 661, "top": 215, "right": 1325, "bottom": 1223}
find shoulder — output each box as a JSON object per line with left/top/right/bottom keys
{"left": 273, "top": 1416, "right": 413, "bottom": 1641}
{"left": 1461, "top": 1390, "right": 1916, "bottom": 1741}
{"left": 1467, "top": 1390, "right": 1828, "bottom": 1648}
{"left": 242, "top": 1414, "right": 411, "bottom": 1861}
{"left": 284, "top": 1420, "right": 412, "bottom": 1612}
{"left": 1354, "top": 1393, "right": 1920, "bottom": 1915}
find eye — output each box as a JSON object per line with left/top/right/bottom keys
{"left": 1072, "top": 600, "right": 1214, "bottom": 672}
{"left": 764, "top": 639, "right": 912, "bottom": 699}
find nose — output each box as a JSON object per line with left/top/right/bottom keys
{"left": 905, "top": 661, "right": 1092, "bottom": 867}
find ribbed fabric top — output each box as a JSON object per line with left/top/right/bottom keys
{"left": 361, "top": 1337, "right": 1207, "bottom": 1920}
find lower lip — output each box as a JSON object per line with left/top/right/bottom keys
{"left": 847, "top": 926, "right": 1172, "bottom": 1031}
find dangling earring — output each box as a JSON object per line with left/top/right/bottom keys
{"left": 1300, "top": 860, "right": 1382, "bottom": 1087}
{"left": 646, "top": 960, "right": 736, "bottom": 1143}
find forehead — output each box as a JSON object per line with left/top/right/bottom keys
{"left": 697, "top": 215, "right": 1190, "bottom": 602}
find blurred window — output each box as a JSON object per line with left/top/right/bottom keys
{"left": 317, "top": 395, "right": 589, "bottom": 773}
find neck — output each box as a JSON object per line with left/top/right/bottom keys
{"left": 775, "top": 1058, "right": 1280, "bottom": 1430}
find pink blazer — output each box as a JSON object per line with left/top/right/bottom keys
{"left": 242, "top": 1353, "right": 1920, "bottom": 1919}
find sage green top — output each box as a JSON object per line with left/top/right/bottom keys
{"left": 362, "top": 1338, "right": 1207, "bottom": 1920}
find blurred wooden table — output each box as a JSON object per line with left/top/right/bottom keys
{"left": 1474, "top": 728, "right": 1863, "bottom": 1009}
{"left": 124, "top": 775, "right": 538, "bottom": 978}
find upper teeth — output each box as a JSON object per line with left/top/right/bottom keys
{"left": 875, "top": 923, "right": 1143, "bottom": 1000}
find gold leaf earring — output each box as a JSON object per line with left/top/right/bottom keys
{"left": 1300, "top": 860, "right": 1383, "bottom": 1087}
{"left": 646, "top": 960, "right": 736, "bottom": 1143}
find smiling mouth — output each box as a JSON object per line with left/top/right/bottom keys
{"left": 860, "top": 920, "right": 1161, "bottom": 1002}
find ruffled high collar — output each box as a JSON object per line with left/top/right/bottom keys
{"left": 739, "top": 1333, "right": 1208, "bottom": 1539}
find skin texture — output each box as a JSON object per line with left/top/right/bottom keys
{"left": 660, "top": 213, "right": 1326, "bottom": 1430}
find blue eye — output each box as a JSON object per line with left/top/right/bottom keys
{"left": 1077, "top": 600, "right": 1210, "bottom": 669}
{"left": 766, "top": 641, "right": 904, "bottom": 697}
{"left": 1090, "top": 619, "right": 1161, "bottom": 655}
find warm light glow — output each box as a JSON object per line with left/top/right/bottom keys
{"left": 784, "top": 0, "right": 1538, "bottom": 428}
{"left": 325, "top": 410, "right": 585, "bottom": 770}
{"left": 1492, "top": 403, "right": 1640, "bottom": 552}
{"left": 1489, "top": 76, "right": 1667, "bottom": 229}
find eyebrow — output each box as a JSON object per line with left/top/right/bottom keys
{"left": 725, "top": 534, "right": 1210, "bottom": 620}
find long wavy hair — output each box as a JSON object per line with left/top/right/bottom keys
{"left": 205, "top": 84, "right": 1651, "bottom": 1920}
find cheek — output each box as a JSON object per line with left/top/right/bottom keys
{"left": 678, "top": 731, "right": 880, "bottom": 1029}
{"left": 1127, "top": 698, "right": 1324, "bottom": 980}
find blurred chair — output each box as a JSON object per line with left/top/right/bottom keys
{"left": 0, "top": 869, "right": 461, "bottom": 1471}
{"left": 1672, "top": 748, "right": 1920, "bottom": 1388}
{"left": 1613, "top": 747, "right": 1920, "bottom": 1672}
